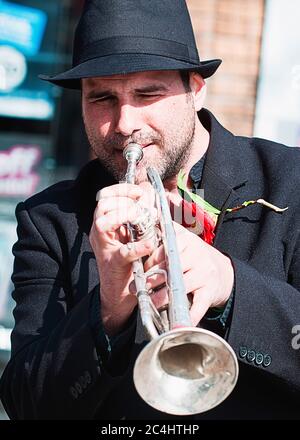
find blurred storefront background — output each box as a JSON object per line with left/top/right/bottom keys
{"left": 0, "top": 0, "right": 87, "bottom": 419}
{"left": 0, "top": 0, "right": 299, "bottom": 420}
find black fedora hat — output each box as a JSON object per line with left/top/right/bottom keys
{"left": 40, "top": 0, "right": 222, "bottom": 89}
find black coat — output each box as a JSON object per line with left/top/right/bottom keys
{"left": 1, "top": 109, "right": 300, "bottom": 420}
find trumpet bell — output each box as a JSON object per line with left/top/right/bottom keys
{"left": 133, "top": 327, "right": 239, "bottom": 416}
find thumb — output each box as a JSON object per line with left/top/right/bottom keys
{"left": 189, "top": 289, "right": 211, "bottom": 326}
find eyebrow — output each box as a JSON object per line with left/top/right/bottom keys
{"left": 85, "top": 84, "right": 169, "bottom": 99}
{"left": 134, "top": 85, "right": 169, "bottom": 93}
{"left": 85, "top": 90, "right": 112, "bottom": 99}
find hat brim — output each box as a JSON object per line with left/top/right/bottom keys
{"left": 39, "top": 54, "right": 222, "bottom": 89}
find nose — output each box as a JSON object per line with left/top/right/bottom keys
{"left": 114, "top": 103, "right": 142, "bottom": 137}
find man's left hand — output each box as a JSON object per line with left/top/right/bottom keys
{"left": 141, "top": 221, "right": 234, "bottom": 326}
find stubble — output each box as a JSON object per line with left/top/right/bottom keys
{"left": 84, "top": 93, "right": 196, "bottom": 184}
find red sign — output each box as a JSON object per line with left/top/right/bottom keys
{"left": 0, "top": 145, "right": 41, "bottom": 196}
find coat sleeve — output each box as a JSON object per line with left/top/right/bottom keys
{"left": 226, "top": 252, "right": 300, "bottom": 393}
{"left": 0, "top": 202, "right": 135, "bottom": 420}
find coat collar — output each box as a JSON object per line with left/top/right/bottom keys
{"left": 197, "top": 109, "right": 248, "bottom": 243}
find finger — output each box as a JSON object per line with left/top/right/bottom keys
{"left": 143, "top": 244, "right": 165, "bottom": 271}
{"left": 118, "top": 240, "right": 154, "bottom": 265}
{"left": 97, "top": 183, "right": 143, "bottom": 201}
{"left": 150, "top": 285, "right": 168, "bottom": 311}
{"left": 180, "top": 268, "right": 205, "bottom": 294}
{"left": 145, "top": 262, "right": 167, "bottom": 288}
{"left": 128, "top": 279, "right": 137, "bottom": 294}
{"left": 143, "top": 225, "right": 188, "bottom": 271}
{"left": 128, "top": 279, "right": 169, "bottom": 311}
{"left": 96, "top": 196, "right": 136, "bottom": 217}
{"left": 172, "top": 220, "right": 190, "bottom": 234}
{"left": 165, "top": 188, "right": 184, "bottom": 208}
{"left": 144, "top": 240, "right": 190, "bottom": 275}
{"left": 189, "top": 288, "right": 211, "bottom": 326}
{"left": 128, "top": 276, "right": 166, "bottom": 294}
{"left": 173, "top": 219, "right": 207, "bottom": 251}
{"left": 95, "top": 203, "right": 146, "bottom": 233}
{"left": 138, "top": 180, "right": 156, "bottom": 205}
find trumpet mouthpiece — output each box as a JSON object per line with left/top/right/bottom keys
{"left": 123, "top": 143, "right": 143, "bottom": 163}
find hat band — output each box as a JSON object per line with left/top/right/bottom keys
{"left": 73, "top": 36, "right": 200, "bottom": 67}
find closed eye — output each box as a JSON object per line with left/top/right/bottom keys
{"left": 88, "top": 95, "right": 115, "bottom": 103}
{"left": 137, "top": 93, "right": 163, "bottom": 100}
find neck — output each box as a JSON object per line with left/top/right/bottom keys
{"left": 163, "top": 117, "right": 209, "bottom": 192}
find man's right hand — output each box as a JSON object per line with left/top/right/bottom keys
{"left": 89, "top": 182, "right": 156, "bottom": 336}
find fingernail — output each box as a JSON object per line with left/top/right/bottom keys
{"left": 96, "top": 190, "right": 101, "bottom": 201}
{"left": 127, "top": 242, "right": 135, "bottom": 252}
{"left": 129, "top": 280, "right": 136, "bottom": 294}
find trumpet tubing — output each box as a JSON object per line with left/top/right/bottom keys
{"left": 122, "top": 143, "right": 238, "bottom": 415}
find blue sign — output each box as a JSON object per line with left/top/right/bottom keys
{"left": 0, "top": 1, "right": 47, "bottom": 56}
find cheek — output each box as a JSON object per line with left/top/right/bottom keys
{"left": 146, "top": 100, "right": 177, "bottom": 132}
{"left": 98, "top": 121, "right": 112, "bottom": 137}
{"left": 84, "top": 106, "right": 113, "bottom": 137}
{"left": 153, "top": 97, "right": 188, "bottom": 129}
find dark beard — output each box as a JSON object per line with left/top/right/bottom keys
{"left": 85, "top": 94, "right": 196, "bottom": 183}
{"left": 88, "top": 121, "right": 195, "bottom": 184}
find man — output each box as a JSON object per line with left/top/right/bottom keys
{"left": 1, "top": 0, "right": 300, "bottom": 420}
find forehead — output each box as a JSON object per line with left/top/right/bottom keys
{"left": 82, "top": 70, "right": 182, "bottom": 90}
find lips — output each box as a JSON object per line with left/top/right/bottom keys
{"left": 125, "top": 142, "right": 153, "bottom": 149}
{"left": 115, "top": 143, "right": 153, "bottom": 153}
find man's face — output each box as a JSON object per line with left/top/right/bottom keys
{"left": 82, "top": 70, "right": 197, "bottom": 184}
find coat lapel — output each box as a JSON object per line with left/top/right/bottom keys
{"left": 198, "top": 109, "right": 248, "bottom": 246}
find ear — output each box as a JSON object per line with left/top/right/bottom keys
{"left": 189, "top": 73, "right": 206, "bottom": 111}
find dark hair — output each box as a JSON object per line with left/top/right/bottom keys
{"left": 179, "top": 70, "right": 191, "bottom": 92}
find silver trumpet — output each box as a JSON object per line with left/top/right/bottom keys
{"left": 123, "top": 143, "right": 238, "bottom": 416}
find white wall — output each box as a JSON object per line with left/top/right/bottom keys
{"left": 254, "top": 0, "right": 300, "bottom": 146}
